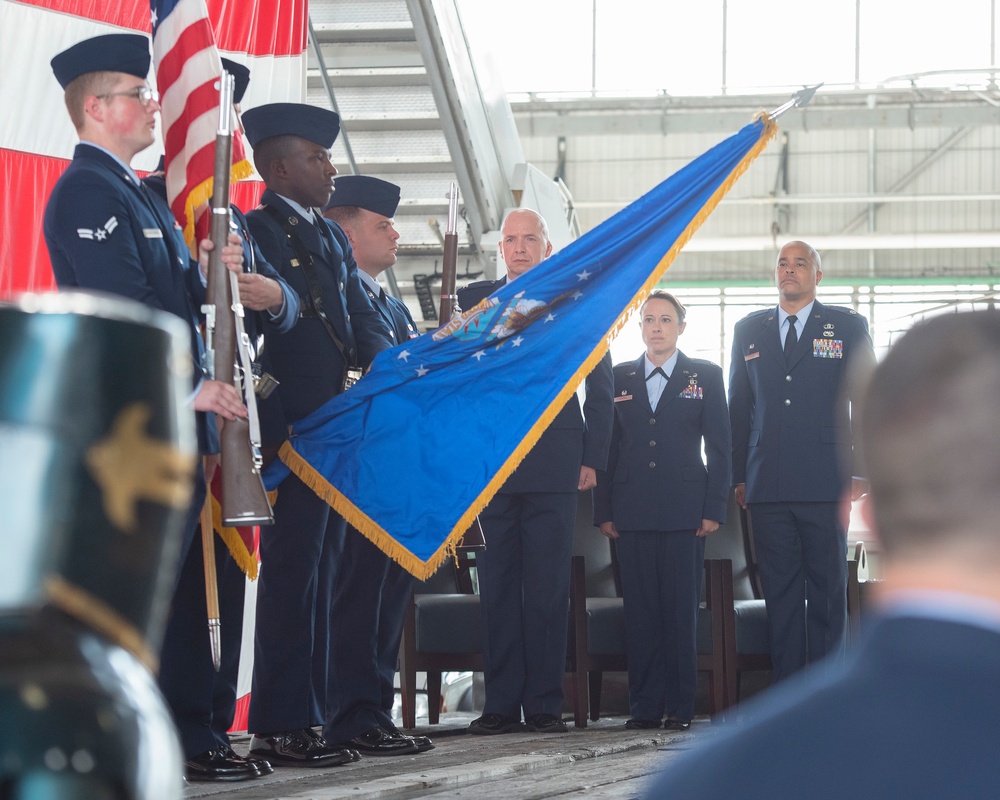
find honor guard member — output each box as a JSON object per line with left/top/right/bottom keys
{"left": 42, "top": 34, "right": 267, "bottom": 782}
{"left": 729, "top": 241, "right": 875, "bottom": 681}
{"left": 241, "top": 103, "right": 394, "bottom": 767}
{"left": 594, "top": 292, "right": 731, "bottom": 730}
{"left": 458, "top": 209, "right": 614, "bottom": 735}
{"left": 142, "top": 59, "right": 300, "bottom": 781}
{"left": 649, "top": 313, "right": 1000, "bottom": 800}
{"left": 320, "top": 175, "right": 431, "bottom": 755}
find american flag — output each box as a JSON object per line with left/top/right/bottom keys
{"left": 150, "top": 0, "right": 252, "bottom": 250}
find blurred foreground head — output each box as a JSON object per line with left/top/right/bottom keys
{"left": 861, "top": 310, "right": 1000, "bottom": 569}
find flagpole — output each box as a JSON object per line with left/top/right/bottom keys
{"left": 200, "top": 463, "right": 222, "bottom": 672}
{"left": 767, "top": 83, "right": 822, "bottom": 121}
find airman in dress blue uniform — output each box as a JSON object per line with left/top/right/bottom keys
{"left": 240, "top": 104, "right": 395, "bottom": 768}
{"left": 459, "top": 209, "right": 614, "bottom": 735}
{"left": 320, "top": 174, "right": 433, "bottom": 755}
{"left": 594, "top": 292, "right": 731, "bottom": 729}
{"left": 42, "top": 33, "right": 267, "bottom": 783}
{"left": 729, "top": 241, "right": 875, "bottom": 681}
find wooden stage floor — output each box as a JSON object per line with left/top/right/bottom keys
{"left": 184, "top": 713, "right": 713, "bottom": 799}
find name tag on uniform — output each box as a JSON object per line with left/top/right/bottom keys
{"left": 813, "top": 338, "right": 844, "bottom": 358}
{"left": 744, "top": 351, "right": 760, "bottom": 361}
{"left": 615, "top": 393, "right": 633, "bottom": 403}
{"left": 143, "top": 228, "right": 164, "bottom": 239}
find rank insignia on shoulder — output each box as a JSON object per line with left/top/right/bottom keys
{"left": 77, "top": 216, "right": 118, "bottom": 241}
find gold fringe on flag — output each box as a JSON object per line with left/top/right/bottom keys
{"left": 279, "top": 116, "right": 778, "bottom": 580}
{"left": 209, "top": 492, "right": 259, "bottom": 580}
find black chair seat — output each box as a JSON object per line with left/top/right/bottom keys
{"left": 412, "top": 594, "right": 481, "bottom": 653}
{"left": 585, "top": 598, "right": 627, "bottom": 656}
{"left": 732, "top": 599, "right": 770, "bottom": 654}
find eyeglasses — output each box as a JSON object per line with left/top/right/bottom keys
{"left": 98, "top": 86, "right": 159, "bottom": 107}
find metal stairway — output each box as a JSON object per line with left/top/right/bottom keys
{"left": 307, "top": 0, "right": 541, "bottom": 327}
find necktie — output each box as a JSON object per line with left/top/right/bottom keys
{"left": 784, "top": 314, "right": 798, "bottom": 359}
{"left": 646, "top": 366, "right": 668, "bottom": 411}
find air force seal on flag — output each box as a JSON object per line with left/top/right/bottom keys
{"left": 433, "top": 290, "right": 571, "bottom": 345}
{"left": 77, "top": 216, "right": 118, "bottom": 242}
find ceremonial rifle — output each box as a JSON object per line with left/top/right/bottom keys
{"left": 438, "top": 183, "right": 485, "bottom": 551}
{"left": 202, "top": 72, "right": 274, "bottom": 529}
{"left": 200, "top": 74, "right": 273, "bottom": 668}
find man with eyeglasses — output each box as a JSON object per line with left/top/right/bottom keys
{"left": 43, "top": 33, "right": 272, "bottom": 783}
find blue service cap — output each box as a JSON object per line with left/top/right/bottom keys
{"left": 325, "top": 175, "right": 401, "bottom": 217}
{"left": 51, "top": 33, "right": 151, "bottom": 90}
{"left": 241, "top": 103, "right": 340, "bottom": 149}
{"left": 220, "top": 58, "right": 250, "bottom": 104}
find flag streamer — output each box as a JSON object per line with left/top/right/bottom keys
{"left": 269, "top": 115, "right": 778, "bottom": 579}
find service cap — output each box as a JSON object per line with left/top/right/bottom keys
{"left": 241, "top": 103, "right": 340, "bottom": 149}
{"left": 325, "top": 175, "right": 401, "bottom": 217}
{"left": 220, "top": 57, "right": 250, "bottom": 104}
{"left": 51, "top": 33, "right": 151, "bottom": 89}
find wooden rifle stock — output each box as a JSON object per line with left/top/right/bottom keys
{"left": 439, "top": 183, "right": 485, "bottom": 551}
{"left": 203, "top": 74, "right": 274, "bottom": 527}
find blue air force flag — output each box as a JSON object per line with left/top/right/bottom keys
{"left": 270, "top": 116, "right": 777, "bottom": 578}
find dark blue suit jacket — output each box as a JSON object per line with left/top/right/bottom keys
{"left": 458, "top": 277, "right": 614, "bottom": 493}
{"left": 595, "top": 351, "right": 731, "bottom": 531}
{"left": 647, "top": 613, "right": 1000, "bottom": 799}
{"left": 44, "top": 144, "right": 216, "bottom": 454}
{"left": 246, "top": 190, "right": 394, "bottom": 435}
{"left": 728, "top": 301, "right": 874, "bottom": 503}
{"left": 360, "top": 281, "right": 420, "bottom": 345}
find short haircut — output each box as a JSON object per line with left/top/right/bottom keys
{"left": 323, "top": 205, "right": 362, "bottom": 229}
{"left": 251, "top": 135, "right": 298, "bottom": 181}
{"left": 860, "top": 310, "right": 1000, "bottom": 562}
{"left": 500, "top": 208, "right": 549, "bottom": 242}
{"left": 641, "top": 290, "right": 686, "bottom": 324}
{"left": 779, "top": 239, "right": 823, "bottom": 271}
{"left": 64, "top": 71, "right": 119, "bottom": 131}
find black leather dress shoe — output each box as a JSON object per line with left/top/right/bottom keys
{"left": 468, "top": 713, "right": 524, "bottom": 735}
{"left": 525, "top": 713, "right": 568, "bottom": 733}
{"left": 384, "top": 723, "right": 435, "bottom": 752}
{"left": 305, "top": 727, "right": 362, "bottom": 761}
{"left": 625, "top": 718, "right": 662, "bottom": 730}
{"left": 248, "top": 729, "right": 356, "bottom": 767}
{"left": 663, "top": 718, "right": 692, "bottom": 731}
{"left": 240, "top": 753, "right": 274, "bottom": 775}
{"left": 185, "top": 749, "right": 262, "bottom": 782}
{"left": 338, "top": 727, "right": 420, "bottom": 756}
